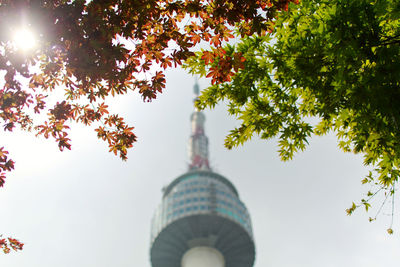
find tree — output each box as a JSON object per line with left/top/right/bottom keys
{"left": 186, "top": 0, "right": 400, "bottom": 231}
{"left": 0, "top": 0, "right": 296, "bottom": 184}
{"left": 0, "top": 0, "right": 294, "bottom": 252}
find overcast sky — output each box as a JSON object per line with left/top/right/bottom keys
{"left": 1, "top": 67, "right": 400, "bottom": 267}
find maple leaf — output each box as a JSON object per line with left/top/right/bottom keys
{"left": 97, "top": 103, "right": 109, "bottom": 116}
{"left": 210, "top": 34, "right": 221, "bottom": 46}
{"left": 206, "top": 67, "right": 224, "bottom": 85}
{"left": 0, "top": 173, "right": 6, "bottom": 187}
{"left": 191, "top": 33, "right": 202, "bottom": 45}
{"left": 201, "top": 51, "right": 215, "bottom": 65}
{"left": 50, "top": 101, "right": 72, "bottom": 120}
{"left": 160, "top": 57, "right": 173, "bottom": 69}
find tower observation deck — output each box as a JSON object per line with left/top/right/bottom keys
{"left": 150, "top": 82, "right": 255, "bottom": 267}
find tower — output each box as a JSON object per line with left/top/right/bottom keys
{"left": 150, "top": 82, "right": 255, "bottom": 267}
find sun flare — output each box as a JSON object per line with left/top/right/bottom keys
{"left": 13, "top": 28, "right": 36, "bottom": 51}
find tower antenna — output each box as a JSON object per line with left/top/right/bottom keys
{"left": 188, "top": 80, "right": 210, "bottom": 170}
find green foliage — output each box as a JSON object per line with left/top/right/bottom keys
{"left": 186, "top": 0, "right": 400, "bottom": 222}
{"left": 0, "top": 0, "right": 296, "bottom": 252}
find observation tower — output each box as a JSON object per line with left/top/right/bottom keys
{"left": 150, "top": 82, "right": 255, "bottom": 267}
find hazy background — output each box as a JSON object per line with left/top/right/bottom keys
{"left": 1, "top": 68, "right": 399, "bottom": 267}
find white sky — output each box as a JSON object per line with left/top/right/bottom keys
{"left": 1, "top": 67, "right": 400, "bottom": 267}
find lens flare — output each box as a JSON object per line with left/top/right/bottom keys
{"left": 13, "top": 28, "right": 36, "bottom": 51}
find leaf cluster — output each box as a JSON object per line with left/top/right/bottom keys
{"left": 0, "top": 0, "right": 294, "bottom": 187}
{"left": 186, "top": 0, "right": 400, "bottom": 223}
{"left": 0, "top": 236, "right": 23, "bottom": 254}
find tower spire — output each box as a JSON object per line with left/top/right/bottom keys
{"left": 188, "top": 80, "right": 210, "bottom": 170}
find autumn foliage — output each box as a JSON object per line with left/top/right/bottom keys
{"left": 0, "top": 0, "right": 294, "bottom": 187}
{"left": 1, "top": 0, "right": 295, "bottom": 253}
{"left": 0, "top": 236, "right": 24, "bottom": 254}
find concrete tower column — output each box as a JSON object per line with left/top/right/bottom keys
{"left": 181, "top": 246, "right": 225, "bottom": 267}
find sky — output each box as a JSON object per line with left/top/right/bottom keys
{"left": 1, "top": 67, "right": 400, "bottom": 267}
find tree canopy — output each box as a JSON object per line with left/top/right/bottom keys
{"left": 186, "top": 0, "right": 400, "bottom": 230}
{"left": 0, "top": 0, "right": 294, "bottom": 253}
{"left": 0, "top": 0, "right": 294, "bottom": 186}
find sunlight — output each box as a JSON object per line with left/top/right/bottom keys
{"left": 13, "top": 27, "right": 36, "bottom": 51}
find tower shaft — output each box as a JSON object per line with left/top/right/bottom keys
{"left": 182, "top": 246, "right": 225, "bottom": 267}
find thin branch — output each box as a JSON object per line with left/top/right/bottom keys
{"left": 373, "top": 189, "right": 391, "bottom": 220}
{"left": 390, "top": 184, "right": 395, "bottom": 229}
